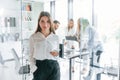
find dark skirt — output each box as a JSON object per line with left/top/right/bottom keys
{"left": 33, "top": 59, "right": 60, "bottom": 80}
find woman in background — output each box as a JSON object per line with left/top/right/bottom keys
{"left": 29, "top": 11, "right": 60, "bottom": 80}
{"left": 65, "top": 19, "right": 76, "bottom": 36}
{"left": 65, "top": 19, "right": 76, "bottom": 49}
{"left": 76, "top": 18, "right": 103, "bottom": 80}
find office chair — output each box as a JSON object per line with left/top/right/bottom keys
{"left": 84, "top": 50, "right": 103, "bottom": 80}
{"left": 0, "top": 52, "right": 4, "bottom": 65}
{"left": 11, "top": 48, "right": 21, "bottom": 71}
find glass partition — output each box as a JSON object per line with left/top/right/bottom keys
{"left": 21, "top": 0, "right": 44, "bottom": 80}
{"left": 0, "top": 0, "right": 44, "bottom": 80}
{"left": 0, "top": 0, "right": 22, "bottom": 80}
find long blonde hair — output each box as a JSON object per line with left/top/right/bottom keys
{"left": 77, "top": 18, "right": 89, "bottom": 33}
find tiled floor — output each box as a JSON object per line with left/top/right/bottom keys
{"left": 0, "top": 59, "right": 70, "bottom": 80}
{"left": 0, "top": 59, "right": 119, "bottom": 80}
{"left": 0, "top": 61, "right": 22, "bottom": 80}
{"left": 0, "top": 58, "right": 79, "bottom": 80}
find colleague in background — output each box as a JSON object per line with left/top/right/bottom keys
{"left": 53, "top": 20, "right": 61, "bottom": 41}
{"left": 29, "top": 11, "right": 60, "bottom": 80}
{"left": 53, "top": 20, "right": 60, "bottom": 31}
{"left": 65, "top": 19, "right": 76, "bottom": 36}
{"left": 65, "top": 19, "right": 76, "bottom": 49}
{"left": 76, "top": 18, "right": 103, "bottom": 80}
{"left": 64, "top": 19, "right": 77, "bottom": 76}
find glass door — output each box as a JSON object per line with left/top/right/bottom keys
{"left": 0, "top": 0, "right": 22, "bottom": 80}
{"left": 0, "top": 0, "right": 44, "bottom": 80}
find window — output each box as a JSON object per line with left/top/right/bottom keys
{"left": 73, "top": 0, "right": 92, "bottom": 26}
{"left": 95, "top": 0, "right": 120, "bottom": 79}
{"left": 54, "top": 0, "right": 68, "bottom": 42}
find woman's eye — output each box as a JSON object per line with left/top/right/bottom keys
{"left": 41, "top": 20, "right": 44, "bottom": 23}
{"left": 47, "top": 20, "right": 50, "bottom": 23}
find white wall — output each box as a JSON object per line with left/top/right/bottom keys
{"left": 0, "top": 0, "right": 21, "bottom": 34}
{"left": 0, "top": 0, "right": 44, "bottom": 38}
{"left": 32, "top": 2, "right": 44, "bottom": 32}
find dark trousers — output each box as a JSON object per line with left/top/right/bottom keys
{"left": 33, "top": 59, "right": 60, "bottom": 80}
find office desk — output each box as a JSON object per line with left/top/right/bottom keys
{"left": 64, "top": 50, "right": 89, "bottom": 80}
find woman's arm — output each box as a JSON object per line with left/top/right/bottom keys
{"left": 29, "top": 36, "right": 37, "bottom": 73}
{"left": 50, "top": 35, "right": 59, "bottom": 57}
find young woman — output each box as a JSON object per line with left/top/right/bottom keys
{"left": 65, "top": 19, "right": 76, "bottom": 36}
{"left": 29, "top": 11, "right": 60, "bottom": 80}
{"left": 65, "top": 19, "right": 76, "bottom": 49}
{"left": 76, "top": 18, "right": 103, "bottom": 80}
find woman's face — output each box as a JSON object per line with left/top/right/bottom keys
{"left": 53, "top": 23, "right": 59, "bottom": 30}
{"left": 77, "top": 19, "right": 81, "bottom": 28}
{"left": 69, "top": 20, "right": 74, "bottom": 28}
{"left": 39, "top": 16, "right": 50, "bottom": 32}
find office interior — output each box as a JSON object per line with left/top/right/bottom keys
{"left": 0, "top": 0, "right": 120, "bottom": 80}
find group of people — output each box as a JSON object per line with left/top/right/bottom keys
{"left": 29, "top": 11, "right": 103, "bottom": 80}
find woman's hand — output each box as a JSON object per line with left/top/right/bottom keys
{"left": 50, "top": 51, "right": 59, "bottom": 56}
{"left": 64, "top": 42, "right": 67, "bottom": 45}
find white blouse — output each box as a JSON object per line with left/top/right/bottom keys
{"left": 65, "top": 27, "right": 76, "bottom": 36}
{"left": 29, "top": 32, "right": 59, "bottom": 73}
